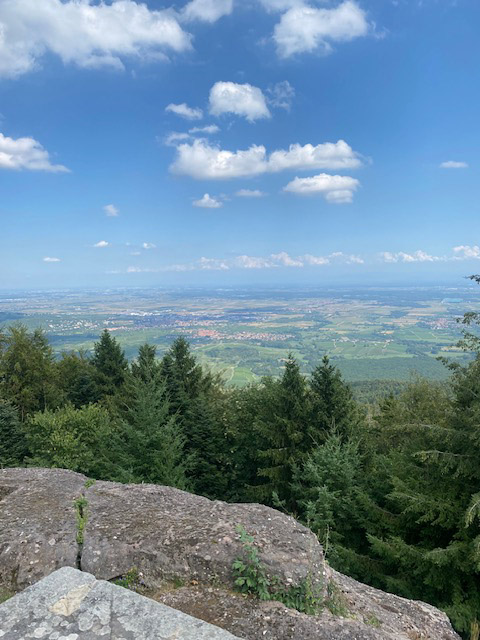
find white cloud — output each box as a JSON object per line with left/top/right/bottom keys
{"left": 258, "top": 0, "right": 304, "bottom": 11}
{"left": 273, "top": 0, "right": 371, "bottom": 58}
{"left": 283, "top": 173, "right": 360, "bottom": 203}
{"left": 453, "top": 245, "right": 480, "bottom": 259}
{"left": 189, "top": 125, "right": 220, "bottom": 134}
{"left": 267, "top": 80, "right": 295, "bottom": 110}
{"left": 165, "top": 103, "right": 203, "bottom": 120}
{"left": 268, "top": 140, "right": 363, "bottom": 171}
{"left": 94, "top": 240, "right": 109, "bottom": 248}
{"left": 380, "top": 250, "right": 439, "bottom": 263}
{"left": 0, "top": 0, "right": 191, "bottom": 79}
{"left": 170, "top": 138, "right": 362, "bottom": 179}
{"left": 302, "top": 253, "right": 330, "bottom": 266}
{"left": 142, "top": 242, "right": 156, "bottom": 249}
{"left": 198, "top": 257, "right": 229, "bottom": 270}
{"left": 104, "top": 204, "right": 119, "bottom": 217}
{"left": 0, "top": 132, "right": 69, "bottom": 172}
{"left": 209, "top": 82, "right": 271, "bottom": 121}
{"left": 43, "top": 256, "right": 61, "bottom": 263}
{"left": 172, "top": 139, "right": 267, "bottom": 179}
{"left": 182, "top": 0, "right": 233, "bottom": 23}
{"left": 235, "top": 189, "right": 267, "bottom": 197}
{"left": 233, "top": 255, "right": 276, "bottom": 269}
{"left": 165, "top": 131, "right": 192, "bottom": 146}
{"left": 440, "top": 160, "right": 468, "bottom": 169}
{"left": 271, "top": 251, "right": 304, "bottom": 267}
{"left": 193, "top": 193, "right": 223, "bottom": 208}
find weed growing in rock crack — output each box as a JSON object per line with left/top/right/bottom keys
{"left": 112, "top": 567, "right": 141, "bottom": 590}
{"left": 325, "top": 580, "right": 350, "bottom": 617}
{"left": 84, "top": 478, "right": 96, "bottom": 489}
{"left": 364, "top": 613, "right": 381, "bottom": 628}
{"left": 232, "top": 525, "right": 324, "bottom": 615}
{"left": 0, "top": 587, "right": 14, "bottom": 604}
{"left": 74, "top": 496, "right": 88, "bottom": 544}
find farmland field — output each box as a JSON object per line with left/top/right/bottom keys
{"left": 1, "top": 285, "right": 479, "bottom": 385}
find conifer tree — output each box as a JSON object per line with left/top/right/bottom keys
{"left": 255, "top": 355, "right": 310, "bottom": 507}
{"left": 0, "top": 325, "right": 59, "bottom": 420}
{"left": 56, "top": 350, "right": 99, "bottom": 408}
{"left": 0, "top": 400, "right": 27, "bottom": 467}
{"left": 91, "top": 329, "right": 128, "bottom": 398}
{"left": 131, "top": 343, "right": 160, "bottom": 383}
{"left": 117, "top": 370, "right": 190, "bottom": 490}
{"left": 309, "top": 355, "right": 362, "bottom": 443}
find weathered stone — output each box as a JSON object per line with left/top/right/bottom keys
{"left": 0, "top": 468, "right": 86, "bottom": 589}
{"left": 0, "top": 468, "right": 461, "bottom": 639}
{"left": 0, "top": 566, "right": 241, "bottom": 639}
{"left": 82, "top": 479, "right": 325, "bottom": 593}
{"left": 157, "top": 581, "right": 461, "bottom": 640}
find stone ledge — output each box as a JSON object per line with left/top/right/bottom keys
{"left": 0, "top": 567, "right": 242, "bottom": 639}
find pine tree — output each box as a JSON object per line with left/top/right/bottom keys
{"left": 254, "top": 355, "right": 310, "bottom": 507}
{"left": 91, "top": 329, "right": 128, "bottom": 398}
{"left": 0, "top": 325, "right": 60, "bottom": 420}
{"left": 309, "top": 355, "right": 362, "bottom": 443}
{"left": 117, "top": 372, "right": 190, "bottom": 489}
{"left": 131, "top": 343, "right": 160, "bottom": 383}
{"left": 0, "top": 400, "right": 27, "bottom": 467}
{"left": 56, "top": 350, "right": 99, "bottom": 408}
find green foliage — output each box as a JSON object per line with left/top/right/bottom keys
{"left": 56, "top": 351, "right": 99, "bottom": 408}
{"left": 116, "top": 370, "right": 190, "bottom": 489}
{"left": 0, "top": 400, "right": 27, "bottom": 467}
{"left": 91, "top": 329, "right": 128, "bottom": 398}
{"left": 25, "top": 404, "right": 119, "bottom": 479}
{"left": 0, "top": 325, "right": 59, "bottom": 420}
{"left": 232, "top": 526, "right": 324, "bottom": 615}
{"left": 74, "top": 496, "right": 88, "bottom": 544}
{"left": 0, "top": 587, "right": 14, "bottom": 604}
{"left": 112, "top": 567, "right": 141, "bottom": 591}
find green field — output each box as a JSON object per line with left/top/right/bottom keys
{"left": 1, "top": 286, "right": 478, "bottom": 385}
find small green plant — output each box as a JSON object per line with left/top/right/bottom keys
{"left": 232, "top": 525, "right": 271, "bottom": 600}
{"left": 84, "top": 478, "right": 96, "bottom": 489}
{"left": 74, "top": 496, "right": 88, "bottom": 544}
{"left": 0, "top": 587, "right": 14, "bottom": 604}
{"left": 364, "top": 613, "right": 381, "bottom": 628}
{"left": 471, "top": 620, "right": 479, "bottom": 640}
{"left": 325, "top": 579, "right": 350, "bottom": 617}
{"left": 232, "top": 525, "right": 324, "bottom": 614}
{"left": 112, "top": 567, "right": 140, "bottom": 591}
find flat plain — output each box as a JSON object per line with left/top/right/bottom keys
{"left": 1, "top": 285, "right": 478, "bottom": 385}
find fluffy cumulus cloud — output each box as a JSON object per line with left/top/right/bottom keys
{"left": 142, "top": 242, "right": 156, "bottom": 249}
{"left": 0, "top": 132, "right": 69, "bottom": 172}
{"left": 209, "top": 82, "right": 271, "bottom": 122}
{"left": 165, "top": 103, "right": 203, "bottom": 120}
{"left": 193, "top": 193, "right": 223, "bottom": 208}
{"left": 440, "top": 160, "right": 469, "bottom": 169}
{"left": 283, "top": 173, "right": 360, "bottom": 203}
{"left": 0, "top": 0, "right": 191, "bottom": 78}
{"left": 453, "top": 245, "right": 480, "bottom": 259}
{"left": 104, "top": 204, "right": 119, "bottom": 217}
{"left": 273, "top": 0, "right": 371, "bottom": 58}
{"left": 94, "top": 240, "right": 109, "bottom": 248}
{"left": 170, "top": 138, "right": 362, "bottom": 179}
{"left": 43, "top": 256, "right": 61, "bottom": 263}
{"left": 181, "top": 0, "right": 233, "bottom": 23}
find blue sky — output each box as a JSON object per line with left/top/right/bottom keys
{"left": 0, "top": 0, "right": 479, "bottom": 289}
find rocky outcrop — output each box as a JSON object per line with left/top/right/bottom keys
{"left": 0, "top": 567, "right": 241, "bottom": 639}
{"left": 0, "top": 468, "right": 461, "bottom": 640}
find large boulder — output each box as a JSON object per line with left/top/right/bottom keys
{"left": 0, "top": 468, "right": 461, "bottom": 640}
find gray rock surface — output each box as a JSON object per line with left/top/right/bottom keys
{"left": 0, "top": 566, "right": 241, "bottom": 639}
{"left": 0, "top": 468, "right": 461, "bottom": 640}
{"left": 0, "top": 468, "right": 85, "bottom": 589}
